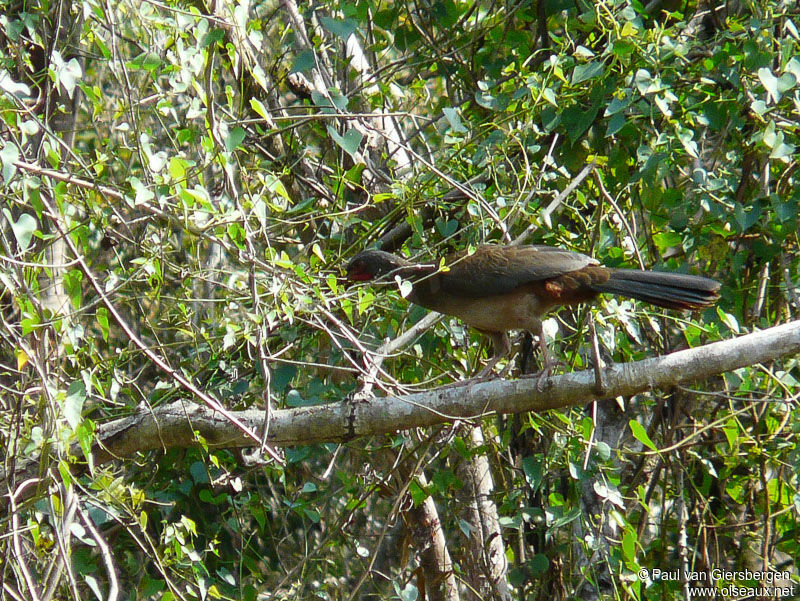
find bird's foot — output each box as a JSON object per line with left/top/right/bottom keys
{"left": 519, "top": 360, "right": 562, "bottom": 391}
{"left": 347, "top": 390, "right": 373, "bottom": 403}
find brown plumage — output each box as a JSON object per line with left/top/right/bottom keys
{"left": 346, "top": 245, "right": 720, "bottom": 376}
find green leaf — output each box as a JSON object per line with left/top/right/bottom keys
{"left": 652, "top": 230, "right": 682, "bottom": 253}
{"left": 549, "top": 507, "right": 581, "bottom": 528}
{"left": 64, "top": 381, "right": 86, "bottom": 430}
{"left": 345, "top": 163, "right": 365, "bottom": 183}
{"left": 312, "top": 91, "right": 349, "bottom": 112}
{"left": 326, "top": 126, "right": 363, "bottom": 158}
{"left": 498, "top": 515, "right": 522, "bottom": 529}
{"left": 75, "top": 421, "right": 95, "bottom": 471}
{"left": 127, "top": 52, "right": 162, "bottom": 72}
{"left": 225, "top": 127, "right": 246, "bottom": 151}
{"left": 723, "top": 418, "right": 739, "bottom": 451}
{"left": 612, "top": 39, "right": 635, "bottom": 56}
{"left": 571, "top": 61, "right": 604, "bottom": 85}
{"left": 529, "top": 554, "right": 549, "bottom": 575}
{"left": 562, "top": 104, "right": 595, "bottom": 143}
{"left": 435, "top": 217, "right": 458, "bottom": 237}
{"left": 734, "top": 202, "right": 760, "bottom": 232}
{"left": 522, "top": 455, "right": 543, "bottom": 491}
{"left": 432, "top": 0, "right": 460, "bottom": 27}
{"left": 474, "top": 90, "right": 509, "bottom": 111}
{"left": 432, "top": 469, "right": 459, "bottom": 493}
{"left": 508, "top": 568, "right": 527, "bottom": 587}
{"left": 271, "top": 364, "right": 297, "bottom": 393}
{"left": 0, "top": 70, "right": 31, "bottom": 97}
{"left": 443, "top": 107, "right": 468, "bottom": 133}
{"left": 303, "top": 507, "right": 321, "bottom": 523}
{"left": 250, "top": 98, "right": 268, "bottom": 120}
{"left": 97, "top": 307, "right": 109, "bottom": 342}
{"left": 758, "top": 67, "right": 780, "bottom": 102}
{"left": 190, "top": 461, "right": 209, "bottom": 484}
{"left": 200, "top": 28, "right": 225, "bottom": 48}
{"left": 4, "top": 211, "right": 37, "bottom": 252}
{"left": 168, "top": 157, "right": 187, "bottom": 181}
{"left": 606, "top": 112, "right": 626, "bottom": 137}
{"left": 605, "top": 93, "right": 631, "bottom": 115}
{"left": 263, "top": 173, "right": 291, "bottom": 202}
{"left": 63, "top": 269, "right": 83, "bottom": 309}
{"left": 408, "top": 480, "right": 427, "bottom": 506}
{"left": 622, "top": 529, "right": 637, "bottom": 562}
{"left": 319, "top": 17, "right": 358, "bottom": 40}
{"left": 629, "top": 419, "right": 657, "bottom": 451}
{"left": 0, "top": 142, "right": 20, "bottom": 183}
{"left": 770, "top": 193, "right": 797, "bottom": 222}
{"left": 718, "top": 309, "right": 739, "bottom": 334}
{"left": 290, "top": 49, "right": 315, "bottom": 73}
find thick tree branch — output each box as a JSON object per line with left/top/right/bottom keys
{"left": 4, "top": 320, "right": 798, "bottom": 495}
{"left": 97, "top": 319, "right": 799, "bottom": 454}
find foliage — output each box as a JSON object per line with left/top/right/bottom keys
{"left": 0, "top": 0, "right": 798, "bottom": 599}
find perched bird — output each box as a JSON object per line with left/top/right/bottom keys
{"left": 346, "top": 245, "right": 720, "bottom": 376}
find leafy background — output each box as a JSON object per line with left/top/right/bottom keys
{"left": 0, "top": 0, "right": 798, "bottom": 599}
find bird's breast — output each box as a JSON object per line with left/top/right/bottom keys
{"left": 412, "top": 283, "right": 553, "bottom": 333}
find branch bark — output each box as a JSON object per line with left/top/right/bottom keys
{"left": 5, "top": 320, "right": 799, "bottom": 488}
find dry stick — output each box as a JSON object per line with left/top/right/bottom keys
{"left": 76, "top": 503, "right": 119, "bottom": 601}
{"left": 512, "top": 158, "right": 597, "bottom": 245}
{"left": 593, "top": 170, "right": 645, "bottom": 269}
{"left": 14, "top": 160, "right": 124, "bottom": 199}
{"left": 42, "top": 481, "right": 81, "bottom": 601}
{"left": 39, "top": 196, "right": 284, "bottom": 463}
{"left": 370, "top": 129, "right": 507, "bottom": 237}
{"left": 358, "top": 311, "right": 443, "bottom": 398}
{"left": 10, "top": 479, "right": 42, "bottom": 601}
{"left": 317, "top": 312, "right": 436, "bottom": 479}
{"left": 781, "top": 252, "right": 800, "bottom": 310}
{"left": 750, "top": 262, "right": 770, "bottom": 320}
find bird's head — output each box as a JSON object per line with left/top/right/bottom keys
{"left": 345, "top": 250, "right": 411, "bottom": 283}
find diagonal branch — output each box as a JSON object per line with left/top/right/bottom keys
{"left": 4, "top": 320, "right": 799, "bottom": 499}
{"left": 86, "top": 319, "right": 800, "bottom": 454}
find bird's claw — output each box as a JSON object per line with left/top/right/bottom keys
{"left": 520, "top": 360, "right": 562, "bottom": 391}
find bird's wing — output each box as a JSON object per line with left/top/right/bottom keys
{"left": 438, "top": 245, "right": 598, "bottom": 298}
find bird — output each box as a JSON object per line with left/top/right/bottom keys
{"left": 345, "top": 244, "right": 721, "bottom": 377}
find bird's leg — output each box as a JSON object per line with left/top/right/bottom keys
{"left": 475, "top": 331, "right": 511, "bottom": 379}
{"left": 520, "top": 322, "right": 560, "bottom": 388}
{"left": 588, "top": 312, "right": 607, "bottom": 395}
{"left": 535, "top": 322, "right": 556, "bottom": 375}
{"left": 436, "top": 331, "right": 509, "bottom": 389}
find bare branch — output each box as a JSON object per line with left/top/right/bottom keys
{"left": 3, "top": 320, "right": 794, "bottom": 497}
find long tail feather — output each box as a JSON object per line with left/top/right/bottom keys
{"left": 592, "top": 269, "right": 720, "bottom": 310}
